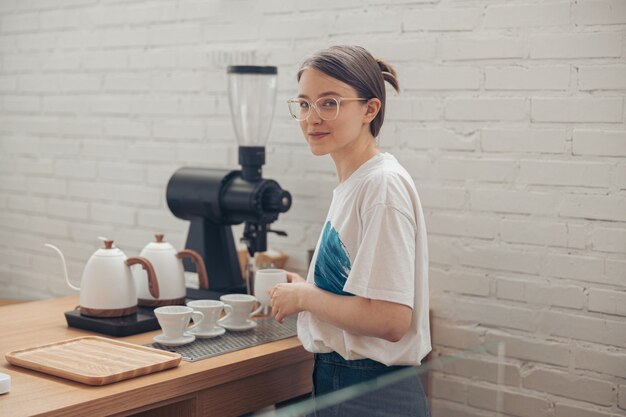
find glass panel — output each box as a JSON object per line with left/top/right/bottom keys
{"left": 254, "top": 341, "right": 507, "bottom": 417}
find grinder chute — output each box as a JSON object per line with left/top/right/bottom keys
{"left": 166, "top": 65, "right": 291, "bottom": 299}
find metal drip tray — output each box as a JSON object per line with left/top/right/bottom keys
{"left": 146, "top": 315, "right": 297, "bottom": 362}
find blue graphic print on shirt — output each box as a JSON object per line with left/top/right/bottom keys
{"left": 314, "top": 221, "right": 354, "bottom": 296}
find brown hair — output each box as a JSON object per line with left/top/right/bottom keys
{"left": 297, "top": 45, "right": 400, "bottom": 138}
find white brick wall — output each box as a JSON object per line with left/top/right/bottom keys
{"left": 1, "top": 1, "right": 625, "bottom": 415}
{"left": 523, "top": 369, "right": 615, "bottom": 406}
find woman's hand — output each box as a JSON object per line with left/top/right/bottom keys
{"left": 270, "top": 281, "right": 312, "bottom": 323}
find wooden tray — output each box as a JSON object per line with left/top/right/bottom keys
{"left": 5, "top": 336, "right": 181, "bottom": 386}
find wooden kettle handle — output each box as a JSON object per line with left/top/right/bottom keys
{"left": 177, "top": 250, "right": 209, "bottom": 290}
{"left": 126, "top": 257, "right": 160, "bottom": 299}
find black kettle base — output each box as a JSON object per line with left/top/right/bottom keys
{"left": 64, "top": 306, "right": 160, "bottom": 337}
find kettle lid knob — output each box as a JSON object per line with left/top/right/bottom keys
{"left": 103, "top": 240, "right": 114, "bottom": 249}
{"left": 155, "top": 234, "right": 165, "bottom": 243}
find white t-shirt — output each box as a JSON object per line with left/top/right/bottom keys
{"left": 297, "top": 152, "right": 431, "bottom": 366}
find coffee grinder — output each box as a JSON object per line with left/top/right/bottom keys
{"left": 166, "top": 66, "right": 292, "bottom": 300}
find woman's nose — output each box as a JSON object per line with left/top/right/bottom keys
{"left": 307, "top": 106, "right": 323, "bottom": 124}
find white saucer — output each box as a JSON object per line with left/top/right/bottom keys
{"left": 153, "top": 333, "right": 195, "bottom": 346}
{"left": 186, "top": 326, "right": 226, "bottom": 338}
{"left": 218, "top": 319, "right": 257, "bottom": 331}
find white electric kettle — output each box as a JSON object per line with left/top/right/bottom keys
{"left": 134, "top": 234, "right": 209, "bottom": 306}
{"left": 45, "top": 240, "right": 159, "bottom": 317}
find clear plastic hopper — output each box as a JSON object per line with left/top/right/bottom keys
{"left": 227, "top": 66, "right": 278, "bottom": 148}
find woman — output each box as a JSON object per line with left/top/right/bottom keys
{"left": 270, "top": 45, "right": 431, "bottom": 417}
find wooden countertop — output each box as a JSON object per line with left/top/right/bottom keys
{"left": 0, "top": 296, "right": 313, "bottom": 417}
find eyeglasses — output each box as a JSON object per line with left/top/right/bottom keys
{"left": 287, "top": 96, "right": 367, "bottom": 121}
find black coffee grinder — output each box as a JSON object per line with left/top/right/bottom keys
{"left": 166, "top": 66, "right": 292, "bottom": 300}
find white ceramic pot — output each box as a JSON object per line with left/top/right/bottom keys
{"left": 135, "top": 234, "right": 208, "bottom": 306}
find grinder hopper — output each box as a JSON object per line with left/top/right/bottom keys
{"left": 166, "top": 65, "right": 291, "bottom": 299}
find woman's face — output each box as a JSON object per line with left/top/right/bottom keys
{"left": 296, "top": 68, "right": 371, "bottom": 157}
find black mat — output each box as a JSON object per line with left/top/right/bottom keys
{"left": 146, "top": 315, "right": 297, "bottom": 362}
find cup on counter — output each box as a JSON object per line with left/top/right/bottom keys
{"left": 186, "top": 300, "right": 232, "bottom": 334}
{"left": 254, "top": 268, "right": 287, "bottom": 314}
{"left": 154, "top": 305, "right": 204, "bottom": 341}
{"left": 219, "top": 294, "right": 263, "bottom": 327}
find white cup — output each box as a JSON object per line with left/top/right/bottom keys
{"left": 154, "top": 305, "right": 204, "bottom": 341}
{"left": 186, "top": 300, "right": 233, "bottom": 333}
{"left": 219, "top": 294, "right": 263, "bottom": 326}
{"left": 254, "top": 268, "right": 287, "bottom": 314}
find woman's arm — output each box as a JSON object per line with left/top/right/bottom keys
{"left": 270, "top": 274, "right": 412, "bottom": 342}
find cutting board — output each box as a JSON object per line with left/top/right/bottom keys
{"left": 5, "top": 336, "right": 181, "bottom": 386}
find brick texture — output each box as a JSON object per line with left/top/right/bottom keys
{"left": 1, "top": 1, "right": 625, "bottom": 416}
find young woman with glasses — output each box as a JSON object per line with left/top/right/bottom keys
{"left": 270, "top": 45, "right": 431, "bottom": 417}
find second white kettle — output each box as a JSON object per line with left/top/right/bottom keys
{"left": 134, "top": 234, "right": 209, "bottom": 306}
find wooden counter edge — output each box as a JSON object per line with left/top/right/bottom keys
{"left": 8, "top": 340, "right": 312, "bottom": 417}
{"left": 1, "top": 297, "right": 313, "bottom": 417}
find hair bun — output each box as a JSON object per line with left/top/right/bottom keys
{"left": 376, "top": 58, "right": 400, "bottom": 93}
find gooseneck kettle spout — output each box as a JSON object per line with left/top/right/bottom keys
{"left": 44, "top": 243, "right": 79, "bottom": 291}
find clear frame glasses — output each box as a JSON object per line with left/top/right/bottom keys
{"left": 287, "top": 96, "right": 367, "bottom": 121}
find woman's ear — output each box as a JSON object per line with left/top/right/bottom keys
{"left": 363, "top": 98, "right": 381, "bottom": 123}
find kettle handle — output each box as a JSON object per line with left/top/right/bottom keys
{"left": 126, "top": 257, "right": 160, "bottom": 299}
{"left": 177, "top": 250, "right": 209, "bottom": 290}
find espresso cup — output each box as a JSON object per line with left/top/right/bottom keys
{"left": 154, "top": 305, "right": 204, "bottom": 341}
{"left": 186, "top": 300, "right": 233, "bottom": 333}
{"left": 219, "top": 294, "right": 263, "bottom": 326}
{"left": 254, "top": 268, "right": 287, "bottom": 313}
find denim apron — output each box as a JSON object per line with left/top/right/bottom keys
{"left": 311, "top": 352, "right": 431, "bottom": 417}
